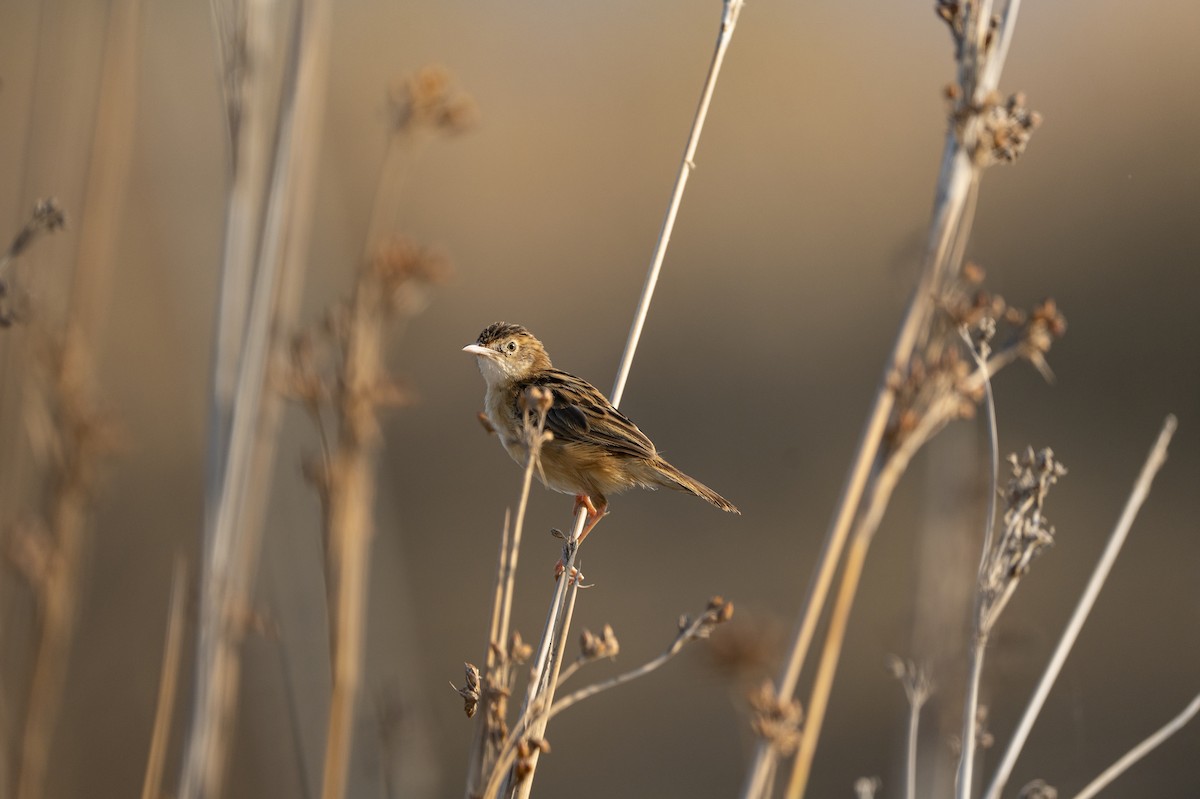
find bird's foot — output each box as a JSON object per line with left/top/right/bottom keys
{"left": 572, "top": 495, "right": 608, "bottom": 543}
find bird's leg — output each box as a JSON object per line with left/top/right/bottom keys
{"left": 554, "top": 495, "right": 608, "bottom": 581}
{"left": 573, "top": 494, "right": 607, "bottom": 543}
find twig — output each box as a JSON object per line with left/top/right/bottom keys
{"left": 983, "top": 415, "right": 1179, "bottom": 799}
{"left": 886, "top": 657, "right": 933, "bottom": 799}
{"left": 956, "top": 324, "right": 1000, "bottom": 799}
{"left": 1071, "top": 691, "right": 1200, "bottom": 799}
{"left": 466, "top": 397, "right": 551, "bottom": 797}
{"left": 609, "top": 0, "right": 744, "bottom": 407}
{"left": 509, "top": 579, "right": 580, "bottom": 799}
{"left": 548, "top": 599, "right": 733, "bottom": 721}
{"left": 141, "top": 556, "right": 188, "bottom": 799}
{"left": 486, "top": 599, "right": 732, "bottom": 798}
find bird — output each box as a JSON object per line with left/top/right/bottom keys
{"left": 463, "top": 322, "right": 739, "bottom": 551}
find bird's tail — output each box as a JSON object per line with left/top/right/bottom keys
{"left": 652, "top": 459, "right": 740, "bottom": 514}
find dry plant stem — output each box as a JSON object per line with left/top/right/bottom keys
{"left": 982, "top": 415, "right": 1179, "bottom": 799}
{"left": 141, "top": 557, "right": 188, "bottom": 799}
{"left": 509, "top": 580, "right": 580, "bottom": 799}
{"left": 320, "top": 278, "right": 386, "bottom": 799}
{"left": 480, "top": 562, "right": 579, "bottom": 799}
{"left": 610, "top": 0, "right": 744, "bottom": 407}
{"left": 466, "top": 433, "right": 541, "bottom": 795}
{"left": 181, "top": 1, "right": 330, "bottom": 796}
{"left": 464, "top": 513, "right": 511, "bottom": 798}
{"left": 547, "top": 612, "right": 715, "bottom": 719}
{"left": 15, "top": 341, "right": 101, "bottom": 799}
{"left": 904, "top": 696, "right": 921, "bottom": 799}
{"left": 487, "top": 4, "right": 747, "bottom": 795}
{"left": 742, "top": 1, "right": 1026, "bottom": 793}
{"left": 489, "top": 603, "right": 717, "bottom": 799}
{"left": 1071, "top": 691, "right": 1200, "bottom": 799}
{"left": 784, "top": 397, "right": 964, "bottom": 799}
{"left": 742, "top": 141, "right": 975, "bottom": 799}
{"left": 956, "top": 332, "right": 1001, "bottom": 799}
{"left": 16, "top": 3, "right": 138, "bottom": 796}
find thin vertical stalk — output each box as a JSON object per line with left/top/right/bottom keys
{"left": 496, "top": 4, "right": 747, "bottom": 796}
{"left": 955, "top": 330, "right": 1000, "bottom": 799}
{"left": 983, "top": 416, "right": 1178, "bottom": 799}
{"left": 320, "top": 280, "right": 385, "bottom": 799}
{"left": 467, "top": 406, "right": 544, "bottom": 795}
{"left": 609, "top": 0, "right": 744, "bottom": 407}
{"left": 141, "top": 557, "right": 188, "bottom": 799}
{"left": 741, "top": 1, "right": 1028, "bottom": 793}
{"left": 15, "top": 2, "right": 139, "bottom": 796}
{"left": 904, "top": 698, "right": 920, "bottom": 799}
{"left": 181, "top": 0, "right": 330, "bottom": 795}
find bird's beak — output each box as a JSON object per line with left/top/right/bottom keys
{"left": 462, "top": 344, "right": 496, "bottom": 358}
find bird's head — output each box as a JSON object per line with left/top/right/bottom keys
{"left": 463, "top": 322, "right": 552, "bottom": 386}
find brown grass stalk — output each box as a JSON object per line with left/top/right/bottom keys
{"left": 14, "top": 337, "right": 110, "bottom": 799}
{"left": 319, "top": 268, "right": 389, "bottom": 799}
{"left": 741, "top": 2, "right": 1033, "bottom": 794}
{"left": 180, "top": 2, "right": 331, "bottom": 796}
{"left": 13, "top": 1, "right": 138, "bottom": 795}
{"left": 465, "top": 397, "right": 552, "bottom": 797}
{"left": 140, "top": 556, "right": 188, "bottom": 799}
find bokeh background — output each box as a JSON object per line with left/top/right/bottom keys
{"left": 0, "top": 1, "right": 1198, "bottom": 797}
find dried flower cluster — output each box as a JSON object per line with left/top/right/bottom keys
{"left": 854, "top": 777, "right": 883, "bottom": 799}
{"left": 512, "top": 736, "right": 551, "bottom": 783}
{"left": 681, "top": 595, "right": 736, "bottom": 641}
{"left": 369, "top": 235, "right": 453, "bottom": 316}
{"left": 387, "top": 65, "right": 478, "bottom": 138}
{"left": 454, "top": 663, "right": 482, "bottom": 719}
{"left": 885, "top": 265, "right": 1066, "bottom": 450}
{"left": 579, "top": 624, "right": 620, "bottom": 661}
{"left": 978, "top": 91, "right": 1042, "bottom": 165}
{"left": 0, "top": 198, "right": 67, "bottom": 326}
{"left": 283, "top": 234, "right": 450, "bottom": 501}
{"left": 994, "top": 448, "right": 1065, "bottom": 577}
{"left": 1018, "top": 779, "right": 1059, "bottom": 799}
{"left": 885, "top": 655, "right": 935, "bottom": 708}
{"left": 748, "top": 680, "right": 804, "bottom": 756}
{"left": 976, "top": 446, "right": 1067, "bottom": 634}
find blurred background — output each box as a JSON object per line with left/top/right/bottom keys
{"left": 0, "top": 0, "right": 1197, "bottom": 797}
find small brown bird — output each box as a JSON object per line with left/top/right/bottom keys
{"left": 463, "top": 323, "right": 739, "bottom": 547}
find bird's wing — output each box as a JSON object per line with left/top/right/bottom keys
{"left": 530, "top": 370, "right": 658, "bottom": 460}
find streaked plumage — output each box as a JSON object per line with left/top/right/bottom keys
{"left": 463, "top": 322, "right": 738, "bottom": 542}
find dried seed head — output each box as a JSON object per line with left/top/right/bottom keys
{"left": 508, "top": 630, "right": 533, "bottom": 665}
{"left": 1018, "top": 779, "right": 1058, "bottom": 799}
{"left": 387, "top": 65, "right": 478, "bottom": 137}
{"left": 579, "top": 624, "right": 620, "bottom": 660}
{"left": 978, "top": 92, "right": 1042, "bottom": 165}
{"left": 748, "top": 680, "right": 803, "bottom": 755}
{"left": 8, "top": 198, "right": 67, "bottom": 259}
{"left": 854, "top": 777, "right": 883, "bottom": 799}
{"left": 452, "top": 662, "right": 481, "bottom": 718}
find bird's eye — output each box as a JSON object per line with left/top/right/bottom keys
{"left": 504, "top": 340, "right": 518, "bottom": 353}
